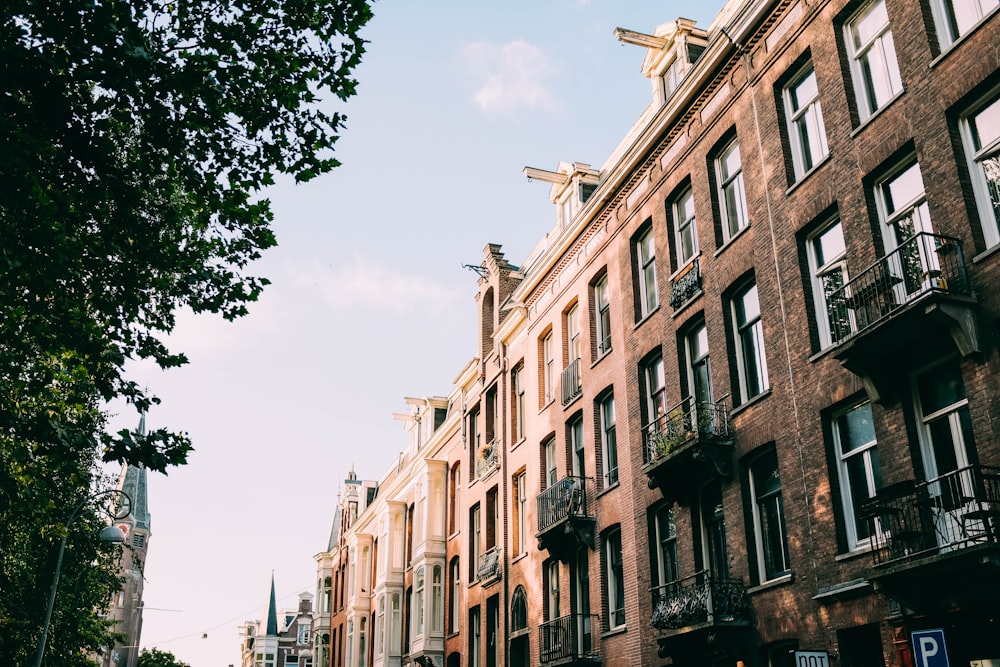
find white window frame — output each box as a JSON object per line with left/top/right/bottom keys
{"left": 644, "top": 355, "right": 667, "bottom": 424}
{"left": 930, "top": 0, "right": 999, "bottom": 50}
{"left": 542, "top": 332, "right": 554, "bottom": 405}
{"left": 514, "top": 471, "right": 527, "bottom": 555}
{"left": 652, "top": 504, "right": 678, "bottom": 588}
{"left": 748, "top": 448, "right": 790, "bottom": 582}
{"left": 604, "top": 528, "right": 625, "bottom": 630}
{"left": 545, "top": 560, "right": 560, "bottom": 620}
{"left": 960, "top": 86, "right": 1000, "bottom": 248}
{"left": 636, "top": 228, "right": 659, "bottom": 317}
{"left": 717, "top": 138, "right": 749, "bottom": 240}
{"left": 831, "top": 401, "right": 882, "bottom": 551}
{"left": 845, "top": 0, "right": 903, "bottom": 120}
{"left": 448, "top": 559, "right": 460, "bottom": 634}
{"left": 672, "top": 186, "right": 699, "bottom": 266}
{"left": 732, "top": 282, "right": 770, "bottom": 403}
{"left": 469, "top": 606, "right": 481, "bottom": 667}
{"left": 662, "top": 59, "right": 681, "bottom": 99}
{"left": 783, "top": 62, "right": 829, "bottom": 179}
{"left": 544, "top": 437, "right": 558, "bottom": 487}
{"left": 512, "top": 364, "right": 525, "bottom": 442}
{"left": 566, "top": 303, "right": 581, "bottom": 363}
{"left": 600, "top": 393, "right": 618, "bottom": 488}
{"left": 807, "top": 218, "right": 848, "bottom": 349}
{"left": 431, "top": 565, "right": 443, "bottom": 634}
{"left": 595, "top": 275, "right": 612, "bottom": 356}
{"left": 414, "top": 566, "right": 424, "bottom": 636}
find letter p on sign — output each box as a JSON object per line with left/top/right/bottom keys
{"left": 912, "top": 629, "right": 949, "bottom": 667}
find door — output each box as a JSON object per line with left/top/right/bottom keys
{"left": 699, "top": 480, "right": 729, "bottom": 622}
{"left": 686, "top": 323, "right": 713, "bottom": 432}
{"left": 573, "top": 549, "right": 592, "bottom": 656}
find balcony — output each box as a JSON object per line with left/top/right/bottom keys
{"left": 536, "top": 476, "right": 595, "bottom": 561}
{"left": 538, "top": 613, "right": 600, "bottom": 665}
{"left": 642, "top": 398, "right": 734, "bottom": 504}
{"left": 861, "top": 465, "right": 1000, "bottom": 613}
{"left": 476, "top": 546, "right": 502, "bottom": 584}
{"left": 650, "top": 573, "right": 753, "bottom": 660}
{"left": 669, "top": 257, "right": 702, "bottom": 310}
{"left": 827, "top": 232, "right": 982, "bottom": 402}
{"left": 476, "top": 440, "right": 500, "bottom": 479}
{"left": 561, "top": 359, "right": 581, "bottom": 406}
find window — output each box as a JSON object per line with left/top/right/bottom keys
{"left": 650, "top": 504, "right": 678, "bottom": 590}
{"left": 511, "top": 586, "right": 528, "bottom": 633}
{"left": 513, "top": 470, "right": 527, "bottom": 555}
{"left": 604, "top": 527, "right": 625, "bottom": 629}
{"left": 448, "top": 558, "right": 460, "bottom": 634}
{"left": 358, "top": 617, "right": 367, "bottom": 667}
{"left": 414, "top": 566, "right": 425, "bottom": 636}
{"left": 542, "top": 331, "right": 555, "bottom": 405}
{"left": 748, "top": 448, "right": 791, "bottom": 582}
{"left": 431, "top": 565, "right": 443, "bottom": 633}
{"left": 671, "top": 186, "right": 699, "bottom": 266}
{"left": 716, "top": 138, "right": 749, "bottom": 240}
{"left": 599, "top": 393, "right": 619, "bottom": 487}
{"left": 375, "top": 596, "right": 385, "bottom": 657}
{"left": 512, "top": 364, "right": 525, "bottom": 442}
{"left": 960, "top": 88, "right": 1000, "bottom": 247}
{"left": 684, "top": 322, "right": 713, "bottom": 405}
{"left": 783, "top": 62, "right": 829, "bottom": 179}
{"left": 298, "top": 622, "right": 311, "bottom": 645}
{"left": 875, "top": 161, "right": 935, "bottom": 300}
{"left": 831, "top": 402, "right": 882, "bottom": 550}
{"left": 449, "top": 463, "right": 461, "bottom": 535}
{"left": 486, "top": 486, "right": 498, "bottom": 550}
{"left": 569, "top": 415, "right": 585, "bottom": 478}
{"left": 838, "top": 624, "right": 887, "bottom": 667}
{"left": 807, "top": 219, "right": 849, "bottom": 348}
{"left": 732, "top": 281, "right": 769, "bottom": 403}
{"left": 469, "top": 606, "right": 481, "bottom": 667}
{"left": 543, "top": 437, "right": 558, "bottom": 488}
{"left": 636, "top": 227, "right": 659, "bottom": 317}
{"left": 566, "top": 303, "right": 581, "bottom": 363}
{"left": 470, "top": 504, "right": 481, "bottom": 580}
{"left": 930, "top": 0, "right": 999, "bottom": 50}
{"left": 845, "top": 0, "right": 902, "bottom": 120}
{"left": 663, "top": 59, "right": 681, "bottom": 98}
{"left": 545, "top": 560, "right": 560, "bottom": 620}
{"left": 594, "top": 275, "right": 612, "bottom": 356}
{"left": 643, "top": 354, "right": 667, "bottom": 423}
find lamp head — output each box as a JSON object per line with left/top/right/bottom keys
{"left": 98, "top": 525, "right": 126, "bottom": 544}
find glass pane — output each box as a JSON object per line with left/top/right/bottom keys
{"left": 815, "top": 221, "right": 845, "bottom": 266}
{"left": 846, "top": 454, "right": 874, "bottom": 539}
{"left": 737, "top": 284, "right": 760, "bottom": 324}
{"left": 840, "top": 403, "right": 876, "bottom": 453}
{"left": 917, "top": 363, "right": 965, "bottom": 413}
{"left": 791, "top": 69, "right": 818, "bottom": 110}
{"left": 972, "top": 96, "right": 1000, "bottom": 150}
{"left": 852, "top": 0, "right": 889, "bottom": 48}
{"left": 884, "top": 163, "right": 924, "bottom": 215}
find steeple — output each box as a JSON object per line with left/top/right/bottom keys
{"left": 266, "top": 574, "right": 279, "bottom": 636}
{"left": 117, "top": 416, "right": 151, "bottom": 531}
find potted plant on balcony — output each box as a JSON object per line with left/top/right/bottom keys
{"left": 648, "top": 407, "right": 692, "bottom": 458}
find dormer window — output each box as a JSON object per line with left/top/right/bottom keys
{"left": 662, "top": 59, "right": 681, "bottom": 98}
{"left": 615, "top": 18, "right": 709, "bottom": 106}
{"left": 524, "top": 162, "right": 601, "bottom": 230}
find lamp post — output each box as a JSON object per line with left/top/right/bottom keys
{"left": 34, "top": 488, "right": 132, "bottom": 667}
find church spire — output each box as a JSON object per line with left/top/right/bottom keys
{"left": 117, "top": 417, "right": 151, "bottom": 531}
{"left": 265, "top": 574, "right": 279, "bottom": 636}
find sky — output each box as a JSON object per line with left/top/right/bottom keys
{"left": 108, "top": 1, "right": 726, "bottom": 664}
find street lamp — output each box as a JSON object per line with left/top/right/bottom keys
{"left": 34, "top": 488, "right": 132, "bottom": 667}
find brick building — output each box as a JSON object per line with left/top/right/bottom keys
{"left": 312, "top": 0, "right": 1000, "bottom": 665}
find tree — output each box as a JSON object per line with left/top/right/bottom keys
{"left": 0, "top": 0, "right": 372, "bottom": 662}
{"left": 137, "top": 648, "right": 191, "bottom": 667}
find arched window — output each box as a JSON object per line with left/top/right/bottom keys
{"left": 511, "top": 586, "right": 528, "bottom": 633}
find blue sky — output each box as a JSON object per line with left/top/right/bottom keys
{"left": 115, "top": 1, "right": 726, "bottom": 663}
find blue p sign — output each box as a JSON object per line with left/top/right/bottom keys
{"left": 912, "top": 629, "right": 950, "bottom": 667}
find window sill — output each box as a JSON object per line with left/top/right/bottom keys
{"left": 972, "top": 241, "right": 1000, "bottom": 264}
{"left": 601, "top": 625, "right": 627, "bottom": 639}
{"left": 807, "top": 343, "right": 838, "bottom": 364}
{"left": 597, "top": 481, "right": 620, "bottom": 497}
{"left": 511, "top": 437, "right": 526, "bottom": 452}
{"left": 849, "top": 91, "right": 904, "bottom": 137}
{"left": 539, "top": 398, "right": 555, "bottom": 414}
{"left": 511, "top": 552, "right": 528, "bottom": 565}
{"left": 634, "top": 305, "right": 661, "bottom": 331}
{"left": 785, "top": 154, "right": 831, "bottom": 196}
{"left": 748, "top": 572, "right": 793, "bottom": 594}
{"left": 592, "top": 348, "right": 612, "bottom": 369}
{"left": 729, "top": 388, "right": 772, "bottom": 417}
{"left": 447, "top": 530, "right": 461, "bottom": 542}
{"left": 562, "top": 392, "right": 582, "bottom": 410}
{"left": 714, "top": 223, "right": 751, "bottom": 258}
{"left": 834, "top": 544, "right": 874, "bottom": 562}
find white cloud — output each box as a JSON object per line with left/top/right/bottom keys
{"left": 293, "top": 256, "right": 465, "bottom": 315}
{"left": 462, "top": 39, "right": 557, "bottom": 115}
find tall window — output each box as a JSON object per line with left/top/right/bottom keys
{"left": 511, "top": 586, "right": 528, "bottom": 633}
{"left": 604, "top": 527, "right": 625, "bottom": 629}
{"left": 470, "top": 504, "right": 481, "bottom": 580}
{"left": 431, "top": 565, "right": 443, "bottom": 633}
{"left": 358, "top": 617, "right": 367, "bottom": 667}
{"left": 651, "top": 504, "right": 678, "bottom": 590}
{"left": 748, "top": 448, "right": 791, "bottom": 582}
{"left": 783, "top": 62, "right": 829, "bottom": 179}
{"left": 569, "top": 416, "right": 585, "bottom": 478}
{"left": 542, "top": 331, "right": 554, "bottom": 405}
{"left": 685, "top": 322, "right": 712, "bottom": 406}
{"left": 486, "top": 486, "right": 498, "bottom": 550}
{"left": 599, "top": 393, "right": 618, "bottom": 488}
{"left": 960, "top": 88, "right": 1000, "bottom": 248}
{"left": 832, "top": 402, "right": 882, "bottom": 550}
{"left": 807, "top": 219, "right": 848, "bottom": 348}
{"left": 543, "top": 437, "right": 558, "bottom": 488}
{"left": 636, "top": 227, "right": 659, "bottom": 317}
{"left": 449, "top": 463, "right": 461, "bottom": 535}
{"left": 644, "top": 354, "right": 667, "bottom": 423}
{"left": 375, "top": 596, "right": 385, "bottom": 657}
{"left": 469, "top": 607, "right": 481, "bottom": 667}
{"left": 672, "top": 186, "right": 699, "bottom": 265}
{"left": 594, "top": 275, "right": 612, "bottom": 356}
{"left": 448, "top": 558, "right": 460, "bottom": 634}
{"left": 930, "top": 0, "right": 999, "bottom": 50}
{"left": 566, "top": 303, "right": 581, "bottom": 364}
{"left": 512, "top": 364, "right": 525, "bottom": 442}
{"left": 878, "top": 161, "right": 932, "bottom": 247}
{"left": 732, "top": 282, "right": 769, "bottom": 403}
{"left": 513, "top": 471, "right": 527, "bottom": 555}
{"left": 846, "top": 0, "right": 902, "bottom": 120}
{"left": 414, "top": 567, "right": 425, "bottom": 636}
{"left": 716, "top": 138, "right": 749, "bottom": 240}
{"left": 662, "top": 59, "right": 681, "bottom": 98}
{"left": 545, "top": 560, "right": 560, "bottom": 620}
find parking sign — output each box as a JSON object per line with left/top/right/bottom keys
{"left": 912, "top": 629, "right": 950, "bottom": 667}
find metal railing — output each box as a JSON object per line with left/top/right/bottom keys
{"left": 669, "top": 257, "right": 702, "bottom": 309}
{"left": 561, "top": 358, "right": 582, "bottom": 405}
{"left": 538, "top": 613, "right": 599, "bottom": 663}
{"left": 537, "top": 476, "right": 591, "bottom": 533}
{"left": 650, "top": 572, "right": 751, "bottom": 630}
{"left": 862, "top": 465, "right": 1000, "bottom": 567}
{"left": 643, "top": 398, "right": 732, "bottom": 464}
{"left": 476, "top": 546, "right": 502, "bottom": 581}
{"left": 826, "top": 232, "right": 970, "bottom": 345}
{"left": 475, "top": 440, "right": 500, "bottom": 478}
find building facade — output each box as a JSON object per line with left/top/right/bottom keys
{"left": 240, "top": 579, "right": 315, "bottom": 667}
{"left": 313, "top": 0, "right": 1000, "bottom": 665}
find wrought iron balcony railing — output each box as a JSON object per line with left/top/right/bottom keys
{"left": 650, "top": 572, "right": 752, "bottom": 631}
{"left": 826, "top": 232, "right": 970, "bottom": 346}
{"left": 537, "top": 476, "right": 591, "bottom": 533}
{"left": 476, "top": 546, "right": 502, "bottom": 582}
{"left": 476, "top": 440, "right": 500, "bottom": 479}
{"left": 669, "top": 257, "right": 702, "bottom": 309}
{"left": 561, "top": 358, "right": 582, "bottom": 406}
{"left": 538, "top": 613, "right": 599, "bottom": 663}
{"left": 862, "top": 464, "right": 1000, "bottom": 567}
{"left": 643, "top": 398, "right": 732, "bottom": 465}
